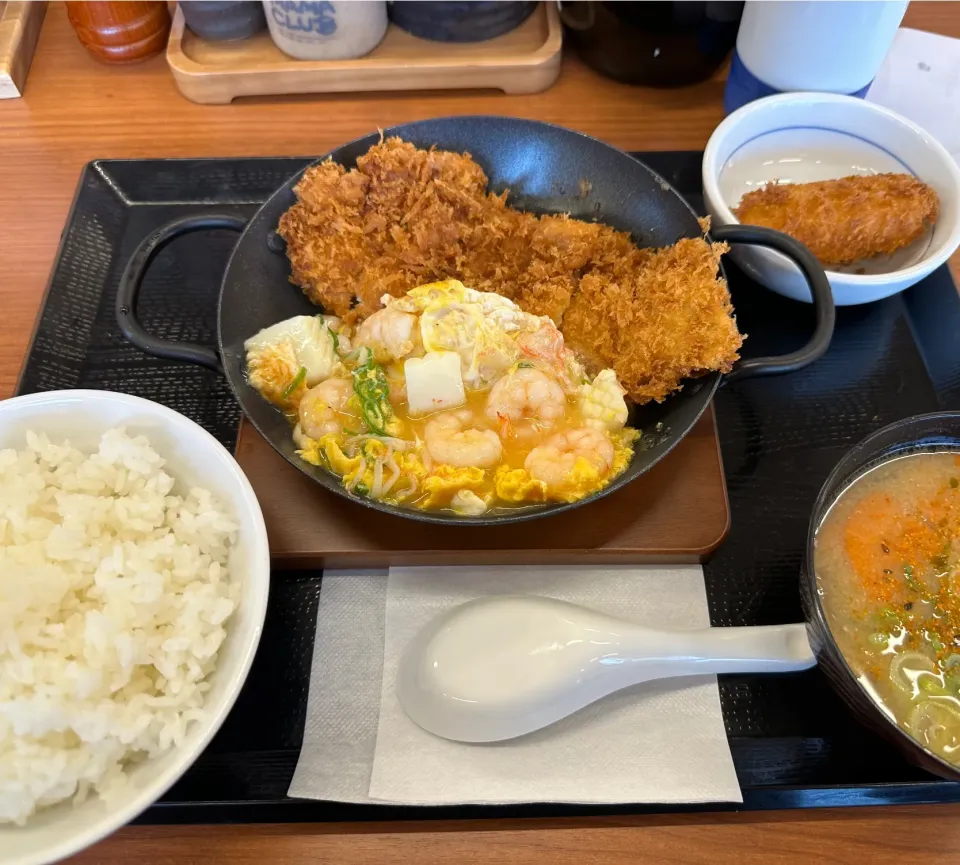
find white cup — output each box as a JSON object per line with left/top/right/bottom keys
{"left": 263, "top": 1, "right": 387, "bottom": 61}
{"left": 725, "top": 0, "right": 908, "bottom": 113}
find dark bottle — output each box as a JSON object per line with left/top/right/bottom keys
{"left": 560, "top": 1, "right": 744, "bottom": 87}
{"left": 181, "top": 1, "right": 267, "bottom": 42}
{"left": 389, "top": 1, "right": 537, "bottom": 42}
{"left": 65, "top": 1, "right": 171, "bottom": 65}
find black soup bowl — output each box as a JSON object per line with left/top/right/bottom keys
{"left": 801, "top": 411, "right": 960, "bottom": 781}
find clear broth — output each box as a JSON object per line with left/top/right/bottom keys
{"left": 816, "top": 450, "right": 960, "bottom": 764}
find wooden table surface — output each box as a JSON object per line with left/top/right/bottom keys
{"left": 3, "top": 3, "right": 960, "bottom": 863}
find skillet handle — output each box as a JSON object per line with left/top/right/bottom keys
{"left": 556, "top": 1, "right": 595, "bottom": 30}
{"left": 711, "top": 224, "right": 836, "bottom": 384}
{"left": 116, "top": 214, "right": 248, "bottom": 376}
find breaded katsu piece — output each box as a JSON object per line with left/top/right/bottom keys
{"left": 278, "top": 138, "right": 743, "bottom": 403}
{"left": 733, "top": 173, "right": 939, "bottom": 266}
{"left": 562, "top": 239, "right": 742, "bottom": 404}
{"left": 279, "top": 141, "right": 499, "bottom": 322}
{"left": 279, "top": 138, "right": 649, "bottom": 323}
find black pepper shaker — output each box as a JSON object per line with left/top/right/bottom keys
{"left": 180, "top": 1, "right": 267, "bottom": 42}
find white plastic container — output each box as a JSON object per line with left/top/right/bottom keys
{"left": 724, "top": 0, "right": 908, "bottom": 113}
{"left": 263, "top": 1, "right": 387, "bottom": 61}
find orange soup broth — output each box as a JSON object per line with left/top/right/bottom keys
{"left": 815, "top": 451, "right": 960, "bottom": 761}
{"left": 390, "top": 375, "right": 592, "bottom": 469}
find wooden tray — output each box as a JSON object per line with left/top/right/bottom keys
{"left": 166, "top": 2, "right": 562, "bottom": 105}
{"left": 0, "top": 1, "right": 45, "bottom": 99}
{"left": 234, "top": 406, "right": 730, "bottom": 568}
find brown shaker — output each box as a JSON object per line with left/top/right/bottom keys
{"left": 66, "top": 2, "right": 172, "bottom": 64}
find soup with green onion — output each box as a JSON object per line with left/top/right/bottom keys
{"left": 816, "top": 451, "right": 960, "bottom": 764}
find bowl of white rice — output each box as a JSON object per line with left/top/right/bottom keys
{"left": 0, "top": 390, "right": 269, "bottom": 865}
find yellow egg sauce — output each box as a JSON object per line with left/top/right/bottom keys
{"left": 297, "top": 370, "right": 636, "bottom": 513}
{"left": 816, "top": 451, "right": 960, "bottom": 764}
{"left": 247, "top": 280, "right": 638, "bottom": 516}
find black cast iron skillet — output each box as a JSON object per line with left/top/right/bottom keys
{"left": 801, "top": 411, "right": 960, "bottom": 782}
{"left": 116, "top": 116, "right": 835, "bottom": 525}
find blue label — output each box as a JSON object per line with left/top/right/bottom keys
{"left": 271, "top": 1, "right": 337, "bottom": 37}
{"left": 724, "top": 49, "right": 872, "bottom": 115}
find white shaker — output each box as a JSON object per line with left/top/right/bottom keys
{"left": 724, "top": 0, "right": 908, "bottom": 114}
{"left": 263, "top": 1, "right": 387, "bottom": 61}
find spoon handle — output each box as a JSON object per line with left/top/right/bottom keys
{"left": 616, "top": 623, "right": 816, "bottom": 684}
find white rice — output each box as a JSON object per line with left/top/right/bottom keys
{"left": 0, "top": 428, "right": 239, "bottom": 825}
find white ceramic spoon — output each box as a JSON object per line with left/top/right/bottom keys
{"left": 397, "top": 595, "right": 816, "bottom": 742}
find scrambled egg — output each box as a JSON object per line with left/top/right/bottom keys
{"left": 387, "top": 451, "right": 429, "bottom": 503}
{"left": 492, "top": 429, "right": 639, "bottom": 505}
{"left": 420, "top": 465, "right": 486, "bottom": 509}
{"left": 395, "top": 280, "right": 532, "bottom": 390}
{"left": 451, "top": 490, "right": 490, "bottom": 516}
{"left": 299, "top": 434, "right": 434, "bottom": 503}
{"left": 494, "top": 467, "right": 548, "bottom": 504}
{"left": 297, "top": 434, "right": 362, "bottom": 477}
{"left": 612, "top": 429, "right": 639, "bottom": 476}
{"left": 547, "top": 431, "right": 638, "bottom": 503}
{"left": 550, "top": 457, "right": 607, "bottom": 504}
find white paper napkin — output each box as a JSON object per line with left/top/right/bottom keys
{"left": 867, "top": 28, "right": 960, "bottom": 165}
{"left": 369, "top": 565, "right": 741, "bottom": 805}
{"left": 290, "top": 564, "right": 741, "bottom": 805}
{"left": 288, "top": 570, "right": 388, "bottom": 803}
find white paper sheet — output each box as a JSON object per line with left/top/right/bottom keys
{"left": 287, "top": 570, "right": 387, "bottom": 803}
{"left": 868, "top": 27, "right": 960, "bottom": 164}
{"left": 368, "top": 565, "right": 742, "bottom": 805}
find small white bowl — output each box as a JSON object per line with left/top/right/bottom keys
{"left": 0, "top": 391, "right": 270, "bottom": 865}
{"left": 703, "top": 92, "right": 960, "bottom": 305}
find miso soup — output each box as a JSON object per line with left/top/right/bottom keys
{"left": 816, "top": 451, "right": 960, "bottom": 764}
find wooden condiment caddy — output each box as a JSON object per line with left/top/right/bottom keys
{"left": 166, "top": 1, "right": 563, "bottom": 104}
{"left": 0, "top": 1, "right": 45, "bottom": 98}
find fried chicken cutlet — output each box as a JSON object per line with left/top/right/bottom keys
{"left": 278, "top": 138, "right": 743, "bottom": 404}
{"left": 734, "top": 173, "right": 939, "bottom": 267}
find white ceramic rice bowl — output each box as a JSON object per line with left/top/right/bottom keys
{"left": 0, "top": 390, "right": 270, "bottom": 865}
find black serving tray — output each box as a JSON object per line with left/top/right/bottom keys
{"left": 17, "top": 152, "right": 960, "bottom": 822}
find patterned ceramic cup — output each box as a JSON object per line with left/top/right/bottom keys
{"left": 263, "top": 1, "right": 387, "bottom": 60}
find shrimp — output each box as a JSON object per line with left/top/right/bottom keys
{"left": 355, "top": 305, "right": 422, "bottom": 363}
{"left": 515, "top": 323, "right": 585, "bottom": 394}
{"left": 517, "top": 322, "right": 566, "bottom": 368}
{"left": 298, "top": 378, "right": 362, "bottom": 439}
{"left": 425, "top": 409, "right": 502, "bottom": 469}
{"left": 525, "top": 428, "right": 615, "bottom": 494}
{"left": 484, "top": 367, "right": 566, "bottom": 441}
{"left": 385, "top": 362, "right": 407, "bottom": 408}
